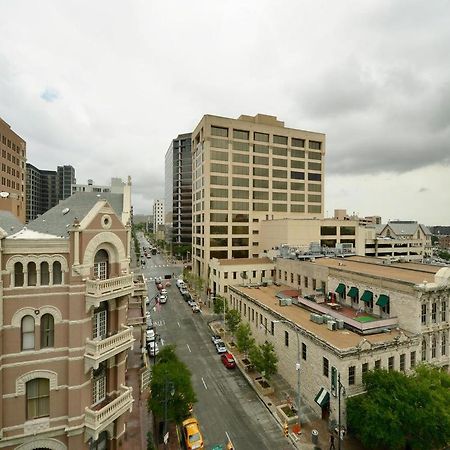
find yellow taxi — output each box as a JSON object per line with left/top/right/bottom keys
{"left": 182, "top": 417, "right": 204, "bottom": 450}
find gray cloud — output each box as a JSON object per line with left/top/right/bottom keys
{"left": 41, "top": 88, "right": 59, "bottom": 102}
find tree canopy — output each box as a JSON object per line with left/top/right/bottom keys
{"left": 235, "top": 322, "right": 255, "bottom": 355}
{"left": 225, "top": 309, "right": 241, "bottom": 334}
{"left": 148, "top": 345, "right": 197, "bottom": 423}
{"left": 249, "top": 341, "right": 278, "bottom": 380}
{"left": 347, "top": 365, "right": 450, "bottom": 450}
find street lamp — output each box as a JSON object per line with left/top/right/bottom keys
{"left": 337, "top": 371, "right": 346, "bottom": 450}
{"left": 273, "top": 320, "right": 301, "bottom": 435}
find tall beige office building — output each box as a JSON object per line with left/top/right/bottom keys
{"left": 0, "top": 117, "right": 26, "bottom": 223}
{"left": 191, "top": 113, "right": 325, "bottom": 278}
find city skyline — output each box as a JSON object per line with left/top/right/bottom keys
{"left": 0, "top": 0, "right": 449, "bottom": 223}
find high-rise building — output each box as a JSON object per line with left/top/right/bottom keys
{"left": 164, "top": 133, "right": 192, "bottom": 245}
{"left": 26, "top": 164, "right": 75, "bottom": 222}
{"left": 0, "top": 117, "right": 26, "bottom": 222}
{"left": 72, "top": 177, "right": 127, "bottom": 195}
{"left": 152, "top": 199, "right": 164, "bottom": 237}
{"left": 0, "top": 192, "right": 135, "bottom": 449}
{"left": 191, "top": 113, "right": 326, "bottom": 278}
{"left": 57, "top": 165, "right": 76, "bottom": 201}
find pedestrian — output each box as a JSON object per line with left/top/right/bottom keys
{"left": 329, "top": 433, "right": 336, "bottom": 450}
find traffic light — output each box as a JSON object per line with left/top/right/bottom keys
{"left": 283, "top": 422, "right": 289, "bottom": 437}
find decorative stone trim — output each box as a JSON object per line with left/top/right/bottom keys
{"left": 11, "top": 305, "right": 63, "bottom": 327}
{"left": 101, "top": 214, "right": 112, "bottom": 229}
{"left": 16, "top": 370, "right": 58, "bottom": 396}
{"left": 6, "top": 254, "right": 68, "bottom": 274}
{"left": 15, "top": 437, "right": 67, "bottom": 450}
{"left": 82, "top": 232, "right": 126, "bottom": 268}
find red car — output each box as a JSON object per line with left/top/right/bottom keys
{"left": 221, "top": 352, "right": 236, "bottom": 369}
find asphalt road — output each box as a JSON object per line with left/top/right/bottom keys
{"left": 137, "top": 234, "right": 291, "bottom": 450}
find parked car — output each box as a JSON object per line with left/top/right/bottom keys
{"left": 215, "top": 340, "right": 227, "bottom": 354}
{"left": 187, "top": 298, "right": 196, "bottom": 307}
{"left": 145, "top": 296, "right": 150, "bottom": 305}
{"left": 146, "top": 316, "right": 153, "bottom": 329}
{"left": 211, "top": 334, "right": 222, "bottom": 345}
{"left": 159, "top": 294, "right": 167, "bottom": 304}
{"left": 155, "top": 276, "right": 162, "bottom": 285}
{"left": 182, "top": 417, "right": 204, "bottom": 450}
{"left": 191, "top": 302, "right": 200, "bottom": 313}
{"left": 148, "top": 341, "right": 159, "bottom": 356}
{"left": 146, "top": 329, "right": 155, "bottom": 343}
{"left": 180, "top": 287, "right": 188, "bottom": 295}
{"left": 160, "top": 288, "right": 168, "bottom": 296}
{"left": 176, "top": 279, "right": 186, "bottom": 288}
{"left": 221, "top": 352, "right": 236, "bottom": 369}
{"left": 183, "top": 291, "right": 193, "bottom": 302}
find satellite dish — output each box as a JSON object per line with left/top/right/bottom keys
{"left": 0, "top": 191, "right": 10, "bottom": 198}
{"left": 62, "top": 207, "right": 70, "bottom": 215}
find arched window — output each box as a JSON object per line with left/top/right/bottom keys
{"left": 40, "top": 262, "right": 50, "bottom": 286}
{"left": 94, "top": 250, "right": 109, "bottom": 280}
{"left": 21, "top": 315, "right": 35, "bottom": 350}
{"left": 26, "top": 378, "right": 49, "bottom": 419}
{"left": 421, "top": 338, "right": 427, "bottom": 361}
{"left": 53, "top": 261, "right": 62, "bottom": 285}
{"left": 40, "top": 314, "right": 54, "bottom": 348}
{"left": 27, "top": 262, "right": 37, "bottom": 286}
{"left": 14, "top": 262, "right": 24, "bottom": 287}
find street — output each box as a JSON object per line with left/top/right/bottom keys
{"left": 137, "top": 234, "right": 291, "bottom": 450}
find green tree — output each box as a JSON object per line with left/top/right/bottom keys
{"left": 235, "top": 322, "right": 255, "bottom": 355}
{"left": 225, "top": 309, "right": 241, "bottom": 334}
{"left": 213, "top": 295, "right": 227, "bottom": 315}
{"left": 148, "top": 345, "right": 197, "bottom": 423}
{"left": 249, "top": 341, "right": 278, "bottom": 380}
{"left": 347, "top": 366, "right": 450, "bottom": 450}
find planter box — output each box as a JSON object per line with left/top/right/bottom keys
{"left": 276, "top": 404, "right": 299, "bottom": 425}
{"left": 254, "top": 377, "right": 274, "bottom": 396}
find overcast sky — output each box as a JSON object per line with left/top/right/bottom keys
{"left": 1, "top": 0, "right": 449, "bottom": 224}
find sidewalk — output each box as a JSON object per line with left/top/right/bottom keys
{"left": 203, "top": 307, "right": 364, "bottom": 450}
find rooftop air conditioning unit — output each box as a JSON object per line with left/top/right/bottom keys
{"left": 327, "top": 320, "right": 337, "bottom": 331}
{"left": 336, "top": 319, "right": 345, "bottom": 329}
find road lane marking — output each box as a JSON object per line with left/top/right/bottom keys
{"left": 225, "top": 431, "right": 233, "bottom": 446}
{"left": 201, "top": 377, "right": 208, "bottom": 390}
{"left": 177, "top": 321, "right": 181, "bottom": 328}
{"left": 187, "top": 344, "right": 191, "bottom": 352}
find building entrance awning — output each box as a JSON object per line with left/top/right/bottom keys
{"left": 347, "top": 286, "right": 359, "bottom": 298}
{"left": 361, "top": 290, "right": 373, "bottom": 303}
{"left": 376, "top": 294, "right": 389, "bottom": 307}
{"left": 335, "top": 283, "right": 345, "bottom": 295}
{"left": 314, "top": 387, "right": 330, "bottom": 407}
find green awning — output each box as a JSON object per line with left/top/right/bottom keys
{"left": 335, "top": 283, "right": 346, "bottom": 295}
{"left": 347, "top": 286, "right": 359, "bottom": 299}
{"left": 314, "top": 387, "right": 330, "bottom": 407}
{"left": 361, "top": 290, "right": 373, "bottom": 303}
{"left": 376, "top": 294, "right": 389, "bottom": 307}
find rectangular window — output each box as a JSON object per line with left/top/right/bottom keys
{"left": 291, "top": 149, "right": 305, "bottom": 158}
{"left": 253, "top": 191, "right": 269, "bottom": 200}
{"left": 211, "top": 226, "right": 228, "bottom": 234}
{"left": 308, "top": 205, "right": 321, "bottom": 213}
{"left": 26, "top": 378, "right": 50, "bottom": 419}
{"left": 232, "top": 225, "right": 248, "bottom": 234}
{"left": 254, "top": 132, "right": 269, "bottom": 142}
{"left": 232, "top": 237, "right": 249, "bottom": 246}
{"left": 272, "top": 147, "right": 287, "bottom": 157}
{"left": 232, "top": 189, "right": 248, "bottom": 199}
{"left": 253, "top": 167, "right": 269, "bottom": 177}
{"left": 210, "top": 200, "right": 228, "bottom": 209}
{"left": 291, "top": 193, "right": 305, "bottom": 202}
{"left": 432, "top": 303, "right": 437, "bottom": 323}
{"left": 388, "top": 356, "right": 394, "bottom": 371}
{"left": 253, "top": 155, "right": 269, "bottom": 165}
{"left": 210, "top": 175, "right": 228, "bottom": 186}
{"left": 309, "top": 140, "right": 322, "bottom": 150}
{"left": 308, "top": 194, "right": 321, "bottom": 203}
{"left": 273, "top": 158, "right": 287, "bottom": 167}
{"left": 210, "top": 163, "right": 228, "bottom": 173}
{"left": 321, "top": 226, "right": 337, "bottom": 236}
{"left": 302, "top": 343, "right": 307, "bottom": 360}
{"left": 211, "top": 125, "right": 228, "bottom": 137}
{"left": 421, "top": 304, "right": 427, "bottom": 324}
{"left": 210, "top": 188, "right": 228, "bottom": 198}
{"left": 232, "top": 177, "right": 249, "bottom": 187}
{"left": 290, "top": 171, "right": 305, "bottom": 180}
{"left": 253, "top": 144, "right": 269, "bottom": 154}
{"left": 273, "top": 135, "right": 288, "bottom": 145}
{"left": 284, "top": 331, "right": 289, "bottom": 347}
{"left": 375, "top": 359, "right": 381, "bottom": 369}
{"left": 272, "top": 180, "right": 287, "bottom": 189}
{"left": 233, "top": 129, "right": 249, "bottom": 140}
{"left": 308, "top": 162, "right": 322, "bottom": 171}
{"left": 308, "top": 173, "right": 322, "bottom": 181}
{"left": 272, "top": 192, "right": 287, "bottom": 201}
{"left": 253, "top": 203, "right": 269, "bottom": 211}
{"left": 348, "top": 366, "right": 355, "bottom": 385}
{"left": 232, "top": 213, "right": 249, "bottom": 222}
{"left": 323, "top": 357, "right": 329, "bottom": 377}
{"left": 291, "top": 159, "right": 305, "bottom": 169}
{"left": 309, "top": 151, "right": 322, "bottom": 160}
{"left": 232, "top": 201, "right": 248, "bottom": 211}
{"left": 362, "top": 362, "right": 369, "bottom": 377}
{"left": 224, "top": 272, "right": 228, "bottom": 279}
{"left": 232, "top": 141, "right": 249, "bottom": 151}
{"left": 273, "top": 203, "right": 287, "bottom": 212}
{"left": 291, "top": 138, "right": 305, "bottom": 148}
{"left": 291, "top": 182, "right": 305, "bottom": 191}
{"left": 211, "top": 150, "right": 228, "bottom": 161}
{"left": 210, "top": 138, "right": 229, "bottom": 149}
{"left": 253, "top": 179, "right": 269, "bottom": 188}
{"left": 232, "top": 153, "right": 249, "bottom": 164}
{"left": 442, "top": 302, "right": 447, "bottom": 322}
{"left": 210, "top": 213, "right": 228, "bottom": 222}
{"left": 340, "top": 226, "right": 355, "bottom": 235}
{"left": 410, "top": 351, "right": 416, "bottom": 368}
{"left": 272, "top": 169, "right": 287, "bottom": 178}
{"left": 400, "top": 354, "right": 405, "bottom": 372}
{"left": 308, "top": 183, "right": 322, "bottom": 192}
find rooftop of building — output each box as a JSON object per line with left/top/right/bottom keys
{"left": 373, "top": 222, "right": 431, "bottom": 236}
{"left": 232, "top": 284, "right": 407, "bottom": 351}
{"left": 214, "top": 257, "right": 274, "bottom": 266}
{"left": 6, "top": 192, "right": 124, "bottom": 239}
{"left": 0, "top": 211, "right": 24, "bottom": 236}
{"left": 311, "top": 256, "right": 439, "bottom": 284}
